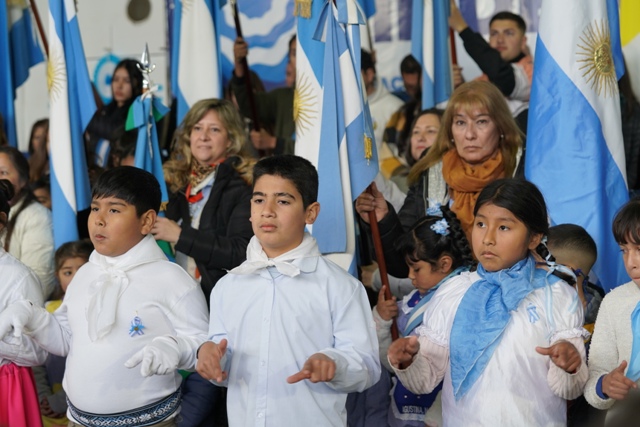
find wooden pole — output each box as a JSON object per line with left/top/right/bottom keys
{"left": 367, "top": 184, "right": 399, "bottom": 341}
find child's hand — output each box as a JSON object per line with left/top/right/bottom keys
{"left": 124, "top": 336, "right": 181, "bottom": 377}
{"left": 535, "top": 341, "right": 582, "bottom": 373}
{"left": 388, "top": 336, "right": 420, "bottom": 368}
{"left": 603, "top": 361, "right": 638, "bottom": 400}
{"left": 377, "top": 286, "right": 398, "bottom": 321}
{"left": 287, "top": 353, "right": 336, "bottom": 384}
{"left": 196, "top": 340, "right": 228, "bottom": 383}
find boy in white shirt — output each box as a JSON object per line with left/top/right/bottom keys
{"left": 197, "top": 154, "right": 380, "bottom": 426}
{"left": 0, "top": 167, "right": 209, "bottom": 427}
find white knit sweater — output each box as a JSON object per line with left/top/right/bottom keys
{"left": 585, "top": 281, "right": 640, "bottom": 411}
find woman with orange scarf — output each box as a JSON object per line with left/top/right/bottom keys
{"left": 357, "top": 81, "right": 523, "bottom": 278}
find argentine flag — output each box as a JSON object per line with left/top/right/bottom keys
{"left": 0, "top": 1, "right": 44, "bottom": 147}
{"left": 296, "top": 0, "right": 378, "bottom": 275}
{"left": 526, "top": 0, "right": 628, "bottom": 292}
{"left": 49, "top": 0, "right": 96, "bottom": 248}
{"left": 171, "top": 0, "right": 225, "bottom": 125}
{"left": 412, "top": 0, "right": 453, "bottom": 109}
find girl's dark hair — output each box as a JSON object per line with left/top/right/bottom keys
{"left": 474, "top": 178, "right": 551, "bottom": 260}
{"left": 0, "top": 179, "right": 15, "bottom": 229}
{"left": 54, "top": 239, "right": 94, "bottom": 273}
{"left": 395, "top": 205, "right": 474, "bottom": 270}
{"left": 0, "top": 147, "right": 36, "bottom": 250}
{"left": 613, "top": 199, "right": 640, "bottom": 245}
{"left": 28, "top": 118, "right": 49, "bottom": 182}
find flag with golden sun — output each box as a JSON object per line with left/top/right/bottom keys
{"left": 526, "top": 0, "right": 627, "bottom": 292}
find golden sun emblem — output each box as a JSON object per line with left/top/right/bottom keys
{"left": 576, "top": 20, "right": 617, "bottom": 97}
{"left": 47, "top": 50, "right": 66, "bottom": 101}
{"left": 293, "top": 72, "right": 317, "bottom": 136}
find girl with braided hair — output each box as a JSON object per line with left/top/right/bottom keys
{"left": 388, "top": 178, "right": 588, "bottom": 425}
{"left": 374, "top": 205, "right": 473, "bottom": 426}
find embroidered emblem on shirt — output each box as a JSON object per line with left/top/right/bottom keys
{"left": 527, "top": 303, "right": 540, "bottom": 324}
{"left": 129, "top": 315, "right": 145, "bottom": 337}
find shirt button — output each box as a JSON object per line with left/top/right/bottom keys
{"left": 261, "top": 360, "right": 266, "bottom": 366}
{"left": 258, "top": 412, "right": 264, "bottom": 418}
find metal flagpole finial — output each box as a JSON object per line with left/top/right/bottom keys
{"left": 138, "top": 43, "right": 156, "bottom": 91}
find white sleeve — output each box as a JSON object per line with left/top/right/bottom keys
{"left": 545, "top": 281, "right": 589, "bottom": 400}
{"left": 372, "top": 305, "right": 394, "bottom": 372}
{"left": 166, "top": 285, "right": 210, "bottom": 371}
{"left": 321, "top": 284, "right": 381, "bottom": 393}
{"left": 391, "top": 334, "right": 448, "bottom": 395}
{"left": 509, "top": 63, "right": 531, "bottom": 101}
{"left": 584, "top": 294, "right": 619, "bottom": 410}
{"left": 10, "top": 206, "right": 55, "bottom": 298}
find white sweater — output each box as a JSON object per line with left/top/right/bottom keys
{"left": 585, "top": 281, "right": 640, "bottom": 413}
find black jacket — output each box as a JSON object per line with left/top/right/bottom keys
{"left": 166, "top": 157, "right": 253, "bottom": 303}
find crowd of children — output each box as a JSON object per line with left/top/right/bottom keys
{"left": 1, "top": 5, "right": 640, "bottom": 426}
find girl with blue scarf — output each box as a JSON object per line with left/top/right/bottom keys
{"left": 387, "top": 179, "right": 588, "bottom": 426}
{"left": 374, "top": 206, "right": 473, "bottom": 426}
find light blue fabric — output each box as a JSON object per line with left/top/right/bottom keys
{"left": 402, "top": 266, "right": 468, "bottom": 337}
{"left": 449, "top": 255, "right": 559, "bottom": 400}
{"left": 627, "top": 302, "right": 640, "bottom": 381}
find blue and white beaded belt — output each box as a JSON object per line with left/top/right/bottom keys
{"left": 67, "top": 388, "right": 181, "bottom": 427}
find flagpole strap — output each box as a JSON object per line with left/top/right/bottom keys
{"left": 294, "top": 0, "right": 312, "bottom": 18}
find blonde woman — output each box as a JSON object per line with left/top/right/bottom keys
{"left": 357, "top": 81, "right": 523, "bottom": 278}
{"left": 152, "top": 99, "right": 254, "bottom": 301}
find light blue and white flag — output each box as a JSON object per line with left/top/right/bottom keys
{"left": 171, "top": 0, "right": 225, "bottom": 125}
{"left": 0, "top": 1, "right": 44, "bottom": 147}
{"left": 48, "top": 0, "right": 96, "bottom": 248}
{"left": 127, "top": 93, "right": 170, "bottom": 206}
{"left": 296, "top": 0, "right": 379, "bottom": 275}
{"left": 525, "top": 0, "right": 627, "bottom": 292}
{"left": 411, "top": 0, "right": 453, "bottom": 109}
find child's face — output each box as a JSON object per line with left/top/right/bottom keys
{"left": 620, "top": 241, "right": 640, "bottom": 287}
{"left": 88, "top": 196, "right": 155, "bottom": 257}
{"left": 407, "top": 259, "right": 448, "bottom": 295}
{"left": 57, "top": 256, "right": 87, "bottom": 293}
{"left": 472, "top": 203, "right": 541, "bottom": 272}
{"left": 34, "top": 187, "right": 51, "bottom": 209}
{"left": 250, "top": 174, "right": 319, "bottom": 258}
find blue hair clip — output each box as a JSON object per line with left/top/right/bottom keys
{"left": 431, "top": 218, "right": 450, "bottom": 236}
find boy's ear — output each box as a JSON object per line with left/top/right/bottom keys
{"left": 140, "top": 209, "right": 157, "bottom": 235}
{"left": 438, "top": 255, "right": 453, "bottom": 274}
{"left": 304, "top": 202, "right": 320, "bottom": 225}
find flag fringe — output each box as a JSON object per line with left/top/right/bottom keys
{"left": 294, "top": 0, "right": 312, "bottom": 18}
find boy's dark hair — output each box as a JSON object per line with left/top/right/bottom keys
{"left": 395, "top": 205, "right": 474, "bottom": 270}
{"left": 613, "top": 199, "right": 640, "bottom": 245}
{"left": 400, "top": 55, "right": 421, "bottom": 75}
{"left": 548, "top": 224, "right": 597, "bottom": 261}
{"left": 361, "top": 50, "right": 375, "bottom": 72}
{"left": 490, "top": 11, "right": 527, "bottom": 34}
{"left": 55, "top": 239, "right": 94, "bottom": 273}
{"left": 92, "top": 166, "right": 161, "bottom": 216}
{"left": 252, "top": 155, "right": 318, "bottom": 209}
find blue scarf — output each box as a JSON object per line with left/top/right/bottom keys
{"left": 401, "top": 266, "right": 469, "bottom": 337}
{"left": 628, "top": 302, "right": 640, "bottom": 381}
{"left": 449, "top": 255, "right": 558, "bottom": 400}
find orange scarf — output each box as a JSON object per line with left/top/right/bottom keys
{"left": 441, "top": 149, "right": 505, "bottom": 241}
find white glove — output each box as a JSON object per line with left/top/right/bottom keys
{"left": 0, "top": 300, "right": 47, "bottom": 339}
{"left": 124, "top": 336, "right": 181, "bottom": 377}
